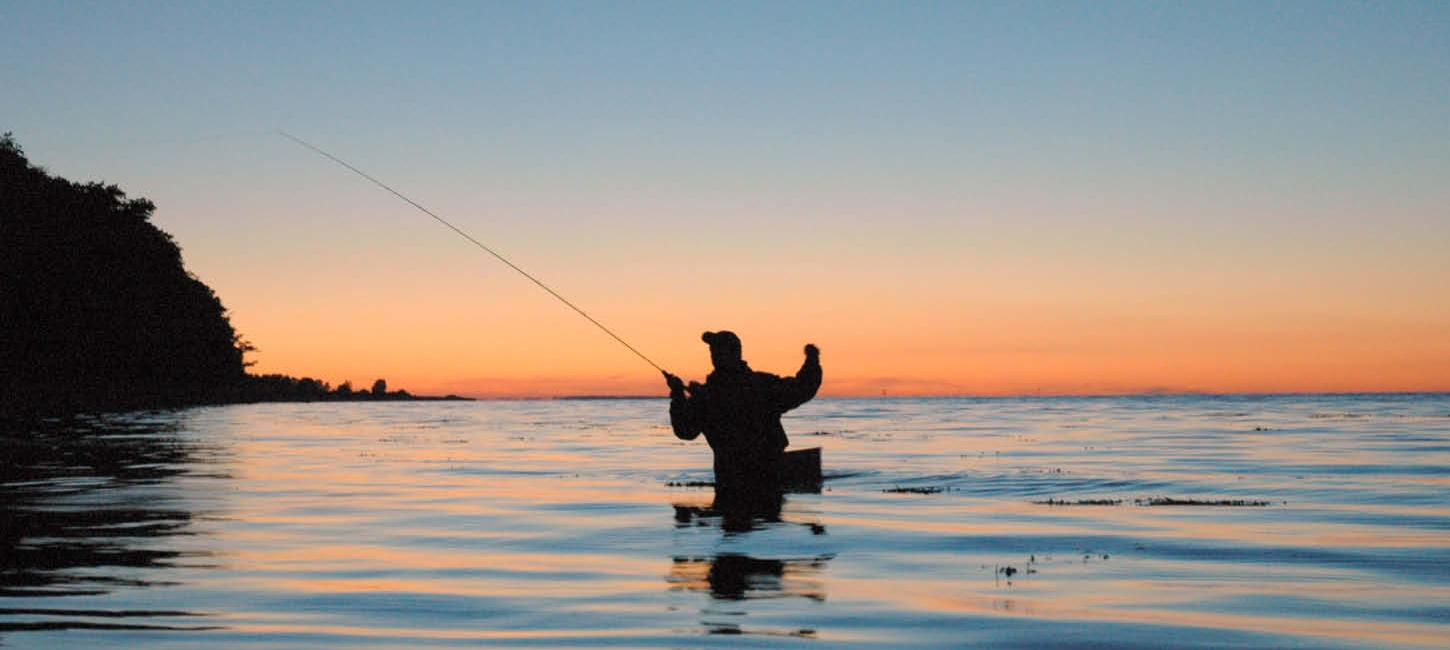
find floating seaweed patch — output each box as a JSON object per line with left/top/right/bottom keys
{"left": 883, "top": 486, "right": 951, "bottom": 494}
{"left": 665, "top": 480, "right": 715, "bottom": 488}
{"left": 1033, "top": 498, "right": 1123, "bottom": 506}
{"left": 1135, "top": 497, "right": 1272, "bottom": 507}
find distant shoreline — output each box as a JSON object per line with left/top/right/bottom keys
{"left": 236, "top": 393, "right": 476, "bottom": 403}
{"left": 533, "top": 391, "right": 1450, "bottom": 401}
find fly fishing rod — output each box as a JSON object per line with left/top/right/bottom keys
{"left": 278, "top": 130, "right": 666, "bottom": 374}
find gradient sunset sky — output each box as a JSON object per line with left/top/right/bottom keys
{"left": 5, "top": 2, "right": 1447, "bottom": 396}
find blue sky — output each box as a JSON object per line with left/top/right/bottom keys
{"left": 9, "top": 2, "right": 1446, "bottom": 186}
{"left": 4, "top": 1, "right": 1448, "bottom": 394}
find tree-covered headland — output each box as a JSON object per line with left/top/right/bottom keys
{"left": 1, "top": 134, "right": 462, "bottom": 416}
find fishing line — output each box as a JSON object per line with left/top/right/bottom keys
{"left": 277, "top": 130, "right": 666, "bottom": 374}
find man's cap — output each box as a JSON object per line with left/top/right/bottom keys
{"left": 701, "top": 330, "right": 741, "bottom": 350}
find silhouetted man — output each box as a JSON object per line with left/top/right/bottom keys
{"left": 664, "top": 331, "right": 821, "bottom": 499}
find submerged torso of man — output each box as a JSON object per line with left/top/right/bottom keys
{"left": 667, "top": 332, "right": 821, "bottom": 495}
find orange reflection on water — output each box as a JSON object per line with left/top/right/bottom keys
{"left": 212, "top": 621, "right": 672, "bottom": 642}
{"left": 184, "top": 399, "right": 1450, "bottom": 649}
{"left": 832, "top": 575, "right": 1450, "bottom": 648}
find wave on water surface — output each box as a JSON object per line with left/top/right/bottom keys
{"left": 3, "top": 395, "right": 1449, "bottom": 648}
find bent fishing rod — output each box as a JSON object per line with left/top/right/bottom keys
{"left": 277, "top": 130, "right": 666, "bottom": 375}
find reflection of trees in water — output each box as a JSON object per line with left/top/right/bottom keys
{"left": 0, "top": 414, "right": 223, "bottom": 632}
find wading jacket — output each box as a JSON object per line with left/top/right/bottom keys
{"left": 669, "top": 356, "right": 821, "bottom": 491}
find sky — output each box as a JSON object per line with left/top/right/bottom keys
{"left": 4, "top": 1, "right": 1448, "bottom": 397}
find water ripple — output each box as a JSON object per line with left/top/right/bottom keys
{"left": 3, "top": 395, "right": 1449, "bottom": 648}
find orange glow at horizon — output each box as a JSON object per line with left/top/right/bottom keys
{"left": 214, "top": 204, "right": 1450, "bottom": 398}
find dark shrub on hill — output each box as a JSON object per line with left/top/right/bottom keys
{"left": 1, "top": 133, "right": 248, "bottom": 414}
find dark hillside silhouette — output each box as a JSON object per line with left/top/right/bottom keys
{"left": 2, "top": 133, "right": 246, "bottom": 414}
{"left": 1, "top": 134, "right": 463, "bottom": 416}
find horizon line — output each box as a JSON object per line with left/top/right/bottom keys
{"left": 491, "top": 389, "right": 1450, "bottom": 401}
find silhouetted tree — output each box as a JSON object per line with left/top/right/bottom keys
{"left": 1, "top": 135, "right": 460, "bottom": 414}
{"left": 1, "top": 133, "right": 248, "bottom": 414}
{"left": 296, "top": 377, "right": 330, "bottom": 398}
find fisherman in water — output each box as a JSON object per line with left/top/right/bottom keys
{"left": 664, "top": 331, "right": 822, "bottom": 499}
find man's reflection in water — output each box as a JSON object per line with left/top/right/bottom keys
{"left": 667, "top": 493, "right": 833, "bottom": 637}
{"left": 672, "top": 491, "right": 827, "bottom": 535}
{"left": 667, "top": 554, "right": 829, "bottom": 603}
{"left": 673, "top": 491, "right": 776, "bottom": 533}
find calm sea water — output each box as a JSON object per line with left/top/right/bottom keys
{"left": 3, "top": 395, "right": 1449, "bottom": 648}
